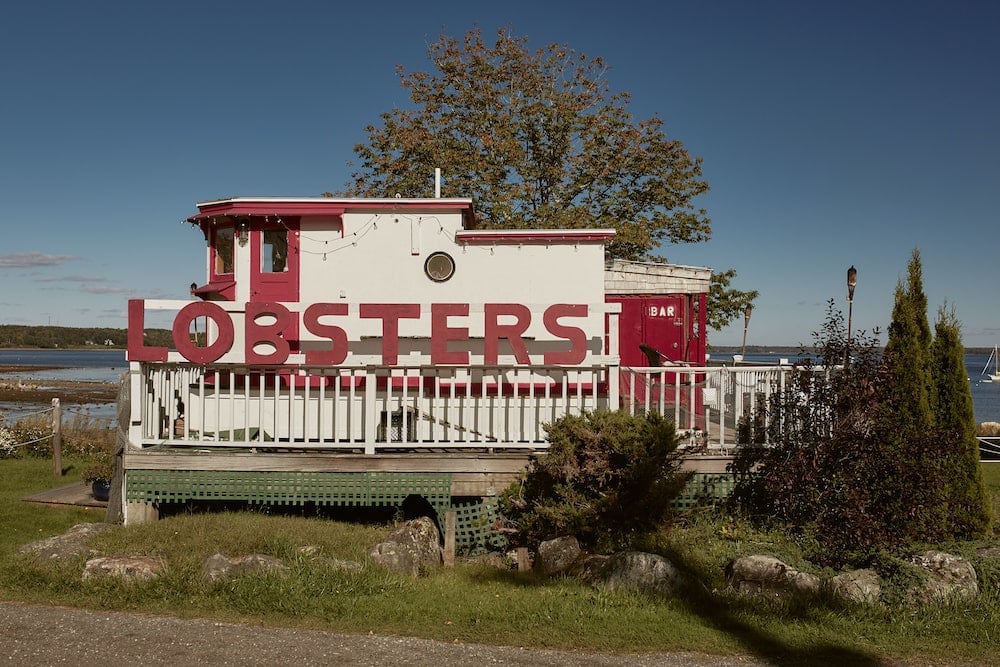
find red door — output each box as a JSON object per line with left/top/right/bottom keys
{"left": 250, "top": 217, "right": 300, "bottom": 303}
{"left": 249, "top": 217, "right": 300, "bottom": 350}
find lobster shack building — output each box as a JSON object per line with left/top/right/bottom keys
{"left": 123, "top": 196, "right": 716, "bottom": 541}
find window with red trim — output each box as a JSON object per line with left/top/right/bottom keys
{"left": 213, "top": 226, "right": 234, "bottom": 277}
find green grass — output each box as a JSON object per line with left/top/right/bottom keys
{"left": 982, "top": 461, "right": 1000, "bottom": 532}
{"left": 2, "top": 457, "right": 999, "bottom": 665}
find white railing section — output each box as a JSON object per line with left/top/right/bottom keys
{"left": 129, "top": 363, "right": 616, "bottom": 453}
{"left": 129, "top": 361, "right": 800, "bottom": 452}
{"left": 620, "top": 365, "right": 792, "bottom": 448}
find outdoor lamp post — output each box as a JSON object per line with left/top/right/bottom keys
{"left": 741, "top": 304, "right": 753, "bottom": 360}
{"left": 846, "top": 265, "right": 857, "bottom": 366}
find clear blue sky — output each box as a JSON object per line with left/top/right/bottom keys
{"left": 2, "top": 1, "right": 997, "bottom": 348}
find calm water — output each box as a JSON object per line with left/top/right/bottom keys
{"left": 0, "top": 349, "right": 125, "bottom": 423}
{"left": 0, "top": 349, "right": 126, "bottom": 382}
{"left": 718, "top": 350, "right": 1000, "bottom": 425}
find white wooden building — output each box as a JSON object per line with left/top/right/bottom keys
{"left": 120, "top": 196, "right": 773, "bottom": 532}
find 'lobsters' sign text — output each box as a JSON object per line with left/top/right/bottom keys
{"left": 127, "top": 300, "right": 589, "bottom": 366}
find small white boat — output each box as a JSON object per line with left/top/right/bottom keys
{"left": 982, "top": 345, "right": 1000, "bottom": 382}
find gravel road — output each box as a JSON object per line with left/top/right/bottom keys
{"left": 0, "top": 601, "right": 772, "bottom": 666}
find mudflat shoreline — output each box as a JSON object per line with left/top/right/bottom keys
{"left": 0, "top": 365, "right": 117, "bottom": 406}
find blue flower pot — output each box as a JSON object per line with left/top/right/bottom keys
{"left": 91, "top": 479, "right": 111, "bottom": 502}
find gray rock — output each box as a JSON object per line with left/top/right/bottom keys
{"left": 976, "top": 545, "right": 1000, "bottom": 558}
{"left": 581, "top": 551, "right": 689, "bottom": 596}
{"left": 830, "top": 568, "right": 882, "bottom": 605}
{"left": 907, "top": 550, "right": 978, "bottom": 604}
{"left": 369, "top": 517, "right": 442, "bottom": 576}
{"left": 202, "top": 553, "right": 289, "bottom": 582}
{"left": 726, "top": 555, "right": 821, "bottom": 599}
{"left": 83, "top": 555, "right": 165, "bottom": 582}
{"left": 535, "top": 535, "right": 582, "bottom": 576}
{"left": 18, "top": 522, "right": 114, "bottom": 562}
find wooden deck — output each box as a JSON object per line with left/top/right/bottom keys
{"left": 22, "top": 481, "right": 107, "bottom": 509}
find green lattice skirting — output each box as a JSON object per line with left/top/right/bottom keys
{"left": 673, "top": 473, "right": 736, "bottom": 511}
{"left": 125, "top": 470, "right": 454, "bottom": 514}
{"left": 124, "top": 470, "right": 735, "bottom": 556}
{"left": 452, "top": 499, "right": 507, "bottom": 555}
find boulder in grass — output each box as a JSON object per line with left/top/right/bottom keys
{"left": 726, "top": 555, "right": 821, "bottom": 599}
{"left": 830, "top": 568, "right": 882, "bottom": 605}
{"left": 580, "top": 551, "right": 689, "bottom": 596}
{"left": 535, "top": 535, "right": 583, "bottom": 576}
{"left": 18, "top": 523, "right": 114, "bottom": 562}
{"left": 202, "top": 552, "right": 289, "bottom": 582}
{"left": 906, "top": 550, "right": 978, "bottom": 604}
{"left": 369, "top": 517, "right": 442, "bottom": 576}
{"left": 83, "top": 555, "right": 165, "bottom": 582}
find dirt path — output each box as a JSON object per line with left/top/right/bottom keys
{"left": 0, "top": 601, "right": 767, "bottom": 666}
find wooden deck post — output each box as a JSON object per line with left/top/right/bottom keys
{"left": 51, "top": 398, "right": 62, "bottom": 477}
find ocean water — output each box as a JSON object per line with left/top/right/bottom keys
{"left": 0, "top": 348, "right": 126, "bottom": 382}
{"left": 0, "top": 349, "right": 125, "bottom": 423}
{"left": 716, "top": 350, "right": 1000, "bottom": 425}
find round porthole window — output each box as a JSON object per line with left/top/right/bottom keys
{"left": 424, "top": 252, "right": 456, "bottom": 282}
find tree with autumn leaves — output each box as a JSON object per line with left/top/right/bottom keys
{"left": 334, "top": 27, "right": 756, "bottom": 331}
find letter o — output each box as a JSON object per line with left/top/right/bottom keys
{"left": 173, "top": 302, "right": 234, "bottom": 364}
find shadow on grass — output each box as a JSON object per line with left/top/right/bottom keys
{"left": 468, "top": 552, "right": 888, "bottom": 667}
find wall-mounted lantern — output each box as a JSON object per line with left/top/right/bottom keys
{"left": 237, "top": 218, "right": 250, "bottom": 246}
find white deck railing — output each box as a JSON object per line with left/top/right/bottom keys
{"left": 129, "top": 363, "right": 617, "bottom": 453}
{"left": 620, "top": 365, "right": 791, "bottom": 448}
{"left": 128, "top": 362, "right": 795, "bottom": 453}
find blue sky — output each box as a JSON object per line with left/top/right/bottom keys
{"left": 1, "top": 1, "right": 997, "bottom": 347}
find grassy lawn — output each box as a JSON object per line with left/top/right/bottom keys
{"left": 1, "top": 456, "right": 999, "bottom": 665}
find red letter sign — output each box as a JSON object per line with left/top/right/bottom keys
{"left": 245, "top": 302, "right": 293, "bottom": 365}
{"left": 431, "top": 303, "right": 470, "bottom": 365}
{"left": 303, "top": 303, "right": 349, "bottom": 365}
{"left": 543, "top": 304, "right": 588, "bottom": 365}
{"left": 484, "top": 304, "right": 531, "bottom": 365}
{"left": 173, "top": 302, "right": 235, "bottom": 364}
{"left": 127, "top": 299, "right": 168, "bottom": 362}
{"left": 359, "top": 304, "right": 421, "bottom": 365}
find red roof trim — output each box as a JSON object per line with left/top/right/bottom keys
{"left": 192, "top": 280, "right": 236, "bottom": 300}
{"left": 188, "top": 197, "right": 474, "bottom": 223}
{"left": 456, "top": 229, "right": 615, "bottom": 244}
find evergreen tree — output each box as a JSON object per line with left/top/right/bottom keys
{"left": 930, "top": 305, "right": 992, "bottom": 537}
{"left": 883, "top": 249, "right": 934, "bottom": 432}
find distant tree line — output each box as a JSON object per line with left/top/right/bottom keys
{"left": 0, "top": 326, "right": 172, "bottom": 349}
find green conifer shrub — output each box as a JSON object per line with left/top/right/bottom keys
{"left": 500, "top": 410, "right": 694, "bottom": 550}
{"left": 930, "top": 305, "right": 993, "bottom": 537}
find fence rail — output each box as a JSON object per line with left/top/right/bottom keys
{"left": 126, "top": 361, "right": 811, "bottom": 453}
{"left": 620, "top": 365, "right": 792, "bottom": 448}
{"left": 130, "top": 363, "right": 616, "bottom": 453}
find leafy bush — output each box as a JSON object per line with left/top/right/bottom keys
{"left": 4, "top": 415, "right": 52, "bottom": 458}
{"left": 500, "top": 410, "right": 694, "bottom": 550}
{"left": 0, "top": 411, "right": 114, "bottom": 459}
